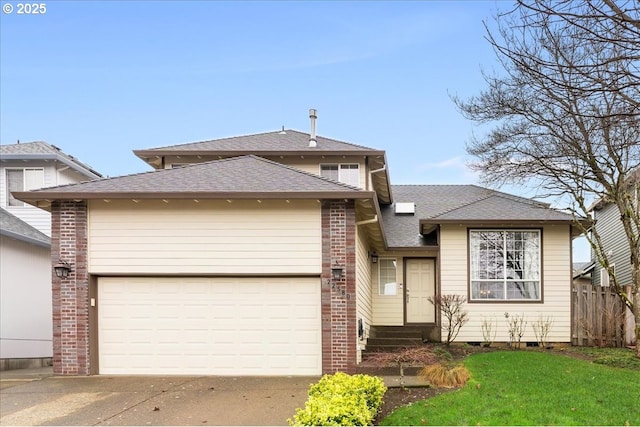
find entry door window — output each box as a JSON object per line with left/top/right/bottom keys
{"left": 379, "top": 258, "right": 398, "bottom": 295}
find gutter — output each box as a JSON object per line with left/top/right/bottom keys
{"left": 0, "top": 229, "right": 51, "bottom": 248}
{"left": 1, "top": 153, "right": 102, "bottom": 179}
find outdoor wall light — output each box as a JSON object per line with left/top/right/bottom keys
{"left": 53, "top": 259, "right": 72, "bottom": 279}
{"left": 331, "top": 266, "right": 344, "bottom": 281}
{"left": 370, "top": 252, "right": 378, "bottom": 263}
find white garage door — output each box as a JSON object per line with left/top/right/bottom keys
{"left": 98, "top": 277, "right": 321, "bottom": 375}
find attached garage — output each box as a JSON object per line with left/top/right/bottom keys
{"left": 98, "top": 276, "right": 322, "bottom": 376}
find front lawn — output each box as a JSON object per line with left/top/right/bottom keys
{"left": 380, "top": 351, "right": 640, "bottom": 426}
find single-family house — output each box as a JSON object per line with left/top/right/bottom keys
{"left": 0, "top": 141, "right": 102, "bottom": 369}
{"left": 13, "top": 112, "right": 583, "bottom": 376}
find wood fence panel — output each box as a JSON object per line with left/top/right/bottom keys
{"left": 572, "top": 284, "right": 625, "bottom": 347}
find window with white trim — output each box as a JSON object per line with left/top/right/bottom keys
{"left": 379, "top": 258, "right": 398, "bottom": 295}
{"left": 470, "top": 230, "right": 541, "bottom": 301}
{"left": 6, "top": 168, "right": 44, "bottom": 206}
{"left": 320, "top": 164, "right": 360, "bottom": 187}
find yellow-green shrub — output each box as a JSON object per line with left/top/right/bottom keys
{"left": 288, "top": 372, "right": 387, "bottom": 426}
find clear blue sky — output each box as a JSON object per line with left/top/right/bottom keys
{"left": 0, "top": 0, "right": 590, "bottom": 261}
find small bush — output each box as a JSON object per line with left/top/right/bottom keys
{"left": 419, "top": 363, "right": 470, "bottom": 388}
{"left": 288, "top": 372, "right": 387, "bottom": 426}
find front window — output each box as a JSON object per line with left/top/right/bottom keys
{"left": 379, "top": 258, "right": 398, "bottom": 295}
{"left": 320, "top": 164, "right": 360, "bottom": 187}
{"left": 6, "top": 168, "right": 44, "bottom": 206}
{"left": 470, "top": 230, "right": 541, "bottom": 301}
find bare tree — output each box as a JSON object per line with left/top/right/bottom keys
{"left": 452, "top": 0, "right": 640, "bottom": 356}
{"left": 428, "top": 294, "right": 469, "bottom": 346}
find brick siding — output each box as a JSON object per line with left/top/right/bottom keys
{"left": 321, "top": 200, "right": 357, "bottom": 374}
{"left": 51, "top": 201, "right": 90, "bottom": 375}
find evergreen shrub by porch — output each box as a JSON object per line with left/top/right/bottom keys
{"left": 288, "top": 372, "right": 386, "bottom": 426}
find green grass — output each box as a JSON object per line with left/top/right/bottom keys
{"left": 381, "top": 351, "right": 640, "bottom": 426}
{"left": 562, "top": 346, "right": 640, "bottom": 370}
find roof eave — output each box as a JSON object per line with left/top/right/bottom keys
{"left": 13, "top": 190, "right": 377, "bottom": 204}
{"left": 0, "top": 229, "right": 51, "bottom": 248}
{"left": 134, "top": 149, "right": 386, "bottom": 159}
{"left": 1, "top": 153, "right": 102, "bottom": 179}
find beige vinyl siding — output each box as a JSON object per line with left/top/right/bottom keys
{"left": 164, "top": 156, "right": 370, "bottom": 190}
{"left": 355, "top": 227, "right": 373, "bottom": 353}
{"left": 372, "top": 255, "right": 404, "bottom": 325}
{"left": 440, "top": 224, "right": 572, "bottom": 343}
{"left": 88, "top": 199, "right": 321, "bottom": 275}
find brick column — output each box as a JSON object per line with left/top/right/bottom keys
{"left": 321, "top": 200, "right": 357, "bottom": 374}
{"left": 51, "top": 200, "right": 90, "bottom": 375}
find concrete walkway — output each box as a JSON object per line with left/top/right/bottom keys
{"left": 0, "top": 367, "right": 427, "bottom": 426}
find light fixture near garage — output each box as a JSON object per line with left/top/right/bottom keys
{"left": 331, "top": 265, "right": 344, "bottom": 281}
{"left": 53, "top": 259, "right": 72, "bottom": 279}
{"left": 370, "top": 252, "right": 378, "bottom": 263}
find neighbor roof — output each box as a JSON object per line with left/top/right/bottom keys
{"left": 382, "top": 185, "right": 580, "bottom": 248}
{"left": 0, "top": 141, "right": 102, "bottom": 179}
{"left": 133, "top": 129, "right": 384, "bottom": 158}
{"left": 14, "top": 155, "right": 374, "bottom": 206}
{"left": 0, "top": 207, "right": 50, "bottom": 247}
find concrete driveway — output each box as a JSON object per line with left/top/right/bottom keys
{"left": 0, "top": 368, "right": 318, "bottom": 426}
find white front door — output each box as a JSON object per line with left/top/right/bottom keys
{"left": 406, "top": 259, "right": 436, "bottom": 323}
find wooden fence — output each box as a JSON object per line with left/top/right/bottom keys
{"left": 572, "top": 284, "right": 627, "bottom": 347}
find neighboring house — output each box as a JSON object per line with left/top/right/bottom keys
{"left": 589, "top": 169, "right": 638, "bottom": 346}
{"left": 0, "top": 141, "right": 102, "bottom": 236}
{"left": 573, "top": 261, "right": 594, "bottom": 287}
{"left": 0, "top": 208, "right": 51, "bottom": 369}
{"left": 14, "top": 113, "right": 583, "bottom": 376}
{"left": 590, "top": 169, "right": 639, "bottom": 290}
{"left": 0, "top": 141, "right": 102, "bottom": 368}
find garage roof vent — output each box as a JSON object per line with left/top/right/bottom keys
{"left": 395, "top": 202, "right": 415, "bottom": 215}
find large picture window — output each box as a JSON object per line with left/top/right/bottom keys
{"left": 469, "top": 230, "right": 541, "bottom": 301}
{"left": 6, "top": 168, "right": 44, "bottom": 206}
{"left": 378, "top": 258, "right": 398, "bottom": 295}
{"left": 320, "top": 164, "right": 360, "bottom": 188}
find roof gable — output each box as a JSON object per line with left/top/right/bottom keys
{"left": 382, "top": 185, "right": 576, "bottom": 248}
{"left": 14, "top": 155, "right": 371, "bottom": 203}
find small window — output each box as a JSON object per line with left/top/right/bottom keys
{"left": 320, "top": 164, "right": 360, "bottom": 188}
{"left": 6, "top": 168, "right": 44, "bottom": 206}
{"left": 379, "top": 258, "right": 398, "bottom": 295}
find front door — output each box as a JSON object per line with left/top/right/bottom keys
{"left": 406, "top": 258, "right": 436, "bottom": 323}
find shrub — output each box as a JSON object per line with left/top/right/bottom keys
{"left": 288, "top": 372, "right": 387, "bottom": 426}
{"left": 428, "top": 294, "right": 469, "bottom": 346}
{"left": 419, "top": 363, "right": 470, "bottom": 388}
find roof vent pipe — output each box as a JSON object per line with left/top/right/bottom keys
{"left": 309, "top": 109, "right": 317, "bottom": 148}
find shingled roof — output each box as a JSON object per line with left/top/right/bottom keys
{"left": 381, "top": 185, "right": 578, "bottom": 248}
{"left": 133, "top": 129, "right": 382, "bottom": 158}
{"left": 0, "top": 141, "right": 102, "bottom": 179}
{"left": 0, "top": 207, "right": 50, "bottom": 247}
{"left": 14, "top": 155, "right": 373, "bottom": 204}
